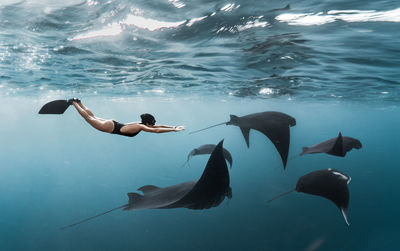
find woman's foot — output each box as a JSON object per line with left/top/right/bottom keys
{"left": 68, "top": 98, "right": 81, "bottom": 104}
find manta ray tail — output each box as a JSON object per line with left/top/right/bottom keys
{"left": 179, "top": 155, "right": 192, "bottom": 168}
{"left": 179, "top": 160, "right": 189, "bottom": 168}
{"left": 189, "top": 122, "right": 227, "bottom": 134}
{"left": 60, "top": 204, "right": 127, "bottom": 230}
{"left": 267, "top": 189, "right": 295, "bottom": 203}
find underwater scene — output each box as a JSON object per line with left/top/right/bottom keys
{"left": 1, "top": 0, "right": 399, "bottom": 250}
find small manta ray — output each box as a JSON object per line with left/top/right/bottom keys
{"left": 268, "top": 168, "right": 351, "bottom": 225}
{"left": 61, "top": 140, "right": 231, "bottom": 229}
{"left": 182, "top": 144, "right": 233, "bottom": 168}
{"left": 190, "top": 111, "right": 296, "bottom": 169}
{"left": 267, "top": 4, "right": 290, "bottom": 13}
{"left": 38, "top": 99, "right": 72, "bottom": 114}
{"left": 300, "top": 132, "right": 362, "bottom": 157}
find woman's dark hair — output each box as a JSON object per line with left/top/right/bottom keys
{"left": 141, "top": 113, "right": 155, "bottom": 125}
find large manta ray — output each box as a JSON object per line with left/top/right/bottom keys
{"left": 268, "top": 168, "right": 351, "bottom": 225}
{"left": 300, "top": 132, "right": 362, "bottom": 157}
{"left": 190, "top": 111, "right": 296, "bottom": 169}
{"left": 61, "top": 140, "right": 231, "bottom": 229}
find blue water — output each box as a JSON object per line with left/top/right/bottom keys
{"left": 0, "top": 0, "right": 399, "bottom": 250}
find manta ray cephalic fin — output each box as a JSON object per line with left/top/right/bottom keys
{"left": 138, "top": 185, "right": 161, "bottom": 194}
{"left": 299, "top": 147, "right": 309, "bottom": 156}
{"left": 127, "top": 193, "right": 143, "bottom": 203}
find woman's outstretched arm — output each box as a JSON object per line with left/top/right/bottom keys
{"left": 140, "top": 124, "right": 185, "bottom": 133}
{"left": 152, "top": 124, "right": 175, "bottom": 128}
{"left": 127, "top": 123, "right": 176, "bottom": 128}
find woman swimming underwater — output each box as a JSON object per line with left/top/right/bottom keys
{"left": 68, "top": 98, "right": 184, "bottom": 137}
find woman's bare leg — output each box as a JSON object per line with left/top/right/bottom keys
{"left": 76, "top": 101, "right": 95, "bottom": 117}
{"left": 71, "top": 102, "right": 114, "bottom": 132}
{"left": 75, "top": 101, "right": 109, "bottom": 121}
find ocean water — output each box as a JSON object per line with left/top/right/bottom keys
{"left": 0, "top": 0, "right": 399, "bottom": 250}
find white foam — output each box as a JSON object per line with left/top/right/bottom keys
{"left": 71, "top": 7, "right": 187, "bottom": 40}
{"left": 144, "top": 89, "right": 165, "bottom": 94}
{"left": 221, "top": 4, "right": 239, "bottom": 12}
{"left": 71, "top": 13, "right": 186, "bottom": 40}
{"left": 168, "top": 0, "right": 185, "bottom": 9}
{"left": 276, "top": 8, "right": 400, "bottom": 26}
{"left": 71, "top": 23, "right": 122, "bottom": 40}
{"left": 259, "top": 88, "right": 275, "bottom": 95}
{"left": 25, "top": 0, "right": 85, "bottom": 8}
{"left": 236, "top": 20, "right": 269, "bottom": 31}
{"left": 122, "top": 14, "right": 185, "bottom": 31}
{"left": 186, "top": 16, "right": 208, "bottom": 27}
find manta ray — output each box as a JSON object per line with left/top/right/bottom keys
{"left": 300, "top": 132, "right": 362, "bottom": 157}
{"left": 61, "top": 140, "right": 231, "bottom": 229}
{"left": 268, "top": 168, "right": 351, "bottom": 225}
{"left": 190, "top": 111, "right": 296, "bottom": 169}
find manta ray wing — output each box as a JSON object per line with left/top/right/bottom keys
{"left": 328, "top": 132, "right": 345, "bottom": 157}
{"left": 254, "top": 122, "right": 290, "bottom": 168}
{"left": 296, "top": 169, "right": 351, "bottom": 225}
{"left": 240, "top": 127, "right": 251, "bottom": 148}
{"left": 170, "top": 140, "right": 231, "bottom": 209}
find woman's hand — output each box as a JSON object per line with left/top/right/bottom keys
{"left": 174, "top": 126, "right": 185, "bottom": 131}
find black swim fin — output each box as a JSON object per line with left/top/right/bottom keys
{"left": 38, "top": 100, "right": 71, "bottom": 114}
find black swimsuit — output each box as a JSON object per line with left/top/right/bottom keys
{"left": 111, "top": 120, "right": 140, "bottom": 137}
